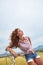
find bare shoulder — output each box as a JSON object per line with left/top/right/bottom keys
{"left": 24, "top": 36, "right": 30, "bottom": 40}
{"left": 27, "top": 36, "right": 30, "bottom": 40}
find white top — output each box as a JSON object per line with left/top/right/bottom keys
{"left": 18, "top": 36, "right": 33, "bottom": 54}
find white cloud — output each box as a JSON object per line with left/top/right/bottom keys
{"left": 32, "top": 36, "right": 43, "bottom": 48}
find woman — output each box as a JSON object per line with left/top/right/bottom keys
{"left": 6, "top": 28, "right": 43, "bottom": 65}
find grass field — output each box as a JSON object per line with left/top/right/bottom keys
{"left": 0, "top": 52, "right": 43, "bottom": 65}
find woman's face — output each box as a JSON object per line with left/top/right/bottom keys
{"left": 17, "top": 29, "right": 24, "bottom": 37}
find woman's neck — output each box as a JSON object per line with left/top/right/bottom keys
{"left": 19, "top": 36, "right": 24, "bottom": 41}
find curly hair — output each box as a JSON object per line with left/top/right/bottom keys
{"left": 10, "top": 28, "right": 20, "bottom": 48}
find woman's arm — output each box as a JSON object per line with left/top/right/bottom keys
{"left": 27, "top": 37, "right": 35, "bottom": 53}
{"left": 6, "top": 46, "right": 18, "bottom": 57}
{"left": 28, "top": 37, "right": 32, "bottom": 45}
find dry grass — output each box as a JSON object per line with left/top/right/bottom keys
{"left": 0, "top": 52, "right": 43, "bottom": 65}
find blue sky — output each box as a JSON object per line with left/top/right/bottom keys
{"left": 0, "top": 0, "right": 43, "bottom": 54}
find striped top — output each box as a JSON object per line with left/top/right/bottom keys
{"left": 18, "top": 36, "right": 33, "bottom": 54}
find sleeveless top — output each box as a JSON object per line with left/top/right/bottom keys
{"left": 18, "top": 36, "right": 33, "bottom": 54}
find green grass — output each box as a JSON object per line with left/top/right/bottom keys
{"left": 0, "top": 52, "right": 43, "bottom": 65}
{"left": 37, "top": 52, "right": 43, "bottom": 58}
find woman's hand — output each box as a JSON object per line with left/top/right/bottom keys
{"left": 6, "top": 46, "right": 18, "bottom": 57}
{"left": 5, "top": 46, "right": 9, "bottom": 51}
{"left": 27, "top": 49, "right": 34, "bottom": 54}
{"left": 12, "top": 51, "right": 18, "bottom": 57}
